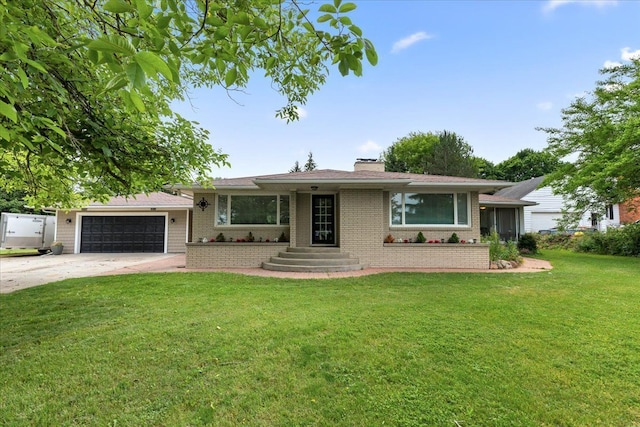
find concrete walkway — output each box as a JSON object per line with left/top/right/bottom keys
{"left": 1, "top": 253, "right": 552, "bottom": 294}
{"left": 105, "top": 254, "right": 551, "bottom": 278}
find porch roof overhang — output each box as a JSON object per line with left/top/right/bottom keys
{"left": 479, "top": 195, "right": 538, "bottom": 207}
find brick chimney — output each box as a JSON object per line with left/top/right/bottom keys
{"left": 354, "top": 158, "right": 385, "bottom": 172}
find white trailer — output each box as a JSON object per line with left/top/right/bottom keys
{"left": 0, "top": 212, "right": 56, "bottom": 252}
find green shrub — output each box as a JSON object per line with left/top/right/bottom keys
{"left": 215, "top": 232, "right": 225, "bottom": 242}
{"left": 576, "top": 223, "right": 640, "bottom": 257}
{"left": 535, "top": 233, "right": 578, "bottom": 250}
{"left": 487, "top": 232, "right": 521, "bottom": 262}
{"left": 447, "top": 232, "right": 460, "bottom": 243}
{"left": 518, "top": 233, "right": 538, "bottom": 254}
{"left": 416, "top": 231, "right": 426, "bottom": 243}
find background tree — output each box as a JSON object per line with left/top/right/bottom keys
{"left": 493, "top": 148, "right": 564, "bottom": 182}
{"left": 425, "top": 131, "right": 476, "bottom": 177}
{"left": 0, "top": 0, "right": 377, "bottom": 208}
{"left": 381, "top": 130, "right": 476, "bottom": 177}
{"left": 289, "top": 161, "right": 302, "bottom": 173}
{"left": 539, "top": 58, "right": 640, "bottom": 225}
{"left": 472, "top": 157, "right": 500, "bottom": 180}
{"left": 304, "top": 152, "right": 318, "bottom": 171}
{"left": 381, "top": 131, "right": 438, "bottom": 173}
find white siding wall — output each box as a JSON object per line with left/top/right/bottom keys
{"left": 524, "top": 186, "right": 621, "bottom": 232}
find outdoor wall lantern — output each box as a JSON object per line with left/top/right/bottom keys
{"left": 197, "top": 197, "right": 210, "bottom": 211}
{"left": 65, "top": 218, "right": 72, "bottom": 224}
{"left": 170, "top": 218, "right": 176, "bottom": 223}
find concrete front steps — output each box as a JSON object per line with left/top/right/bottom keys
{"left": 262, "top": 247, "right": 365, "bottom": 273}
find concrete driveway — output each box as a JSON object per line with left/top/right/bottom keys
{"left": 0, "top": 253, "right": 185, "bottom": 294}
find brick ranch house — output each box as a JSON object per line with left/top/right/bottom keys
{"left": 173, "top": 160, "right": 513, "bottom": 271}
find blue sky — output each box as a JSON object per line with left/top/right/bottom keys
{"left": 172, "top": 0, "right": 640, "bottom": 178}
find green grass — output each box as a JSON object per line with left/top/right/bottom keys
{"left": 1, "top": 250, "right": 639, "bottom": 426}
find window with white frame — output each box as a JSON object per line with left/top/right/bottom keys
{"left": 391, "top": 192, "right": 469, "bottom": 226}
{"left": 217, "top": 195, "right": 289, "bottom": 225}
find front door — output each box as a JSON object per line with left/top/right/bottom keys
{"left": 312, "top": 194, "right": 335, "bottom": 245}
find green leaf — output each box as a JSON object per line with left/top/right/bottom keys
{"left": 0, "top": 100, "right": 18, "bottom": 123}
{"left": 125, "top": 62, "right": 146, "bottom": 88}
{"left": 0, "top": 124, "right": 10, "bottom": 141}
{"left": 129, "top": 90, "right": 146, "bottom": 112}
{"left": 134, "top": 51, "right": 173, "bottom": 82}
{"left": 317, "top": 14, "right": 332, "bottom": 23}
{"left": 225, "top": 68, "right": 237, "bottom": 87}
{"left": 233, "top": 12, "right": 251, "bottom": 26}
{"left": 266, "top": 56, "right": 276, "bottom": 70}
{"left": 349, "top": 25, "right": 362, "bottom": 37}
{"left": 24, "top": 58, "right": 47, "bottom": 73}
{"left": 88, "top": 36, "right": 135, "bottom": 55}
{"left": 104, "top": 0, "right": 135, "bottom": 14}
{"left": 16, "top": 67, "right": 29, "bottom": 89}
{"left": 338, "top": 2, "right": 357, "bottom": 13}
{"left": 319, "top": 4, "right": 337, "bottom": 13}
{"left": 156, "top": 15, "right": 172, "bottom": 29}
{"left": 135, "top": 0, "right": 154, "bottom": 19}
{"left": 338, "top": 58, "right": 348, "bottom": 76}
{"left": 365, "top": 40, "right": 378, "bottom": 66}
{"left": 104, "top": 75, "right": 128, "bottom": 92}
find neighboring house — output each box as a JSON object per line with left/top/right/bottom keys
{"left": 619, "top": 196, "right": 640, "bottom": 224}
{"left": 478, "top": 194, "right": 537, "bottom": 241}
{"left": 174, "top": 160, "right": 512, "bottom": 271}
{"left": 492, "top": 176, "right": 623, "bottom": 232}
{"left": 55, "top": 192, "right": 192, "bottom": 254}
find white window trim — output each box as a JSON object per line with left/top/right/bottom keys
{"left": 390, "top": 192, "right": 471, "bottom": 228}
{"left": 216, "top": 193, "right": 290, "bottom": 227}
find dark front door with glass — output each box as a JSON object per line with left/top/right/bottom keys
{"left": 312, "top": 194, "right": 335, "bottom": 245}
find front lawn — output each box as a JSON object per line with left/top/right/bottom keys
{"left": 1, "top": 250, "right": 639, "bottom": 426}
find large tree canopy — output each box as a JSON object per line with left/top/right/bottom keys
{"left": 381, "top": 130, "right": 477, "bottom": 177}
{"left": 539, "top": 58, "right": 640, "bottom": 224}
{"left": 0, "top": 0, "right": 377, "bottom": 208}
{"left": 493, "top": 148, "right": 564, "bottom": 182}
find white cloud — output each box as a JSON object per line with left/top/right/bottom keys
{"left": 603, "top": 60, "right": 622, "bottom": 69}
{"left": 621, "top": 47, "right": 640, "bottom": 61}
{"left": 391, "top": 32, "right": 432, "bottom": 54}
{"left": 537, "top": 101, "right": 553, "bottom": 111}
{"left": 543, "top": 0, "right": 618, "bottom": 13}
{"left": 358, "top": 140, "right": 383, "bottom": 153}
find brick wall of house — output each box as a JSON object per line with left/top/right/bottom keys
{"left": 379, "top": 244, "right": 489, "bottom": 269}
{"left": 339, "top": 189, "right": 488, "bottom": 269}
{"left": 339, "top": 189, "right": 384, "bottom": 266}
{"left": 296, "top": 193, "right": 311, "bottom": 247}
{"left": 289, "top": 192, "right": 297, "bottom": 246}
{"left": 186, "top": 243, "right": 287, "bottom": 268}
{"left": 619, "top": 196, "right": 640, "bottom": 224}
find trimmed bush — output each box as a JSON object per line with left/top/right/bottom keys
{"left": 518, "top": 233, "right": 538, "bottom": 254}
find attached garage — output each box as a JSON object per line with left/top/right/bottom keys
{"left": 80, "top": 216, "right": 166, "bottom": 253}
{"left": 54, "top": 192, "right": 192, "bottom": 254}
{"left": 529, "top": 212, "right": 563, "bottom": 232}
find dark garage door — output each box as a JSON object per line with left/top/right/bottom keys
{"left": 80, "top": 216, "right": 165, "bottom": 253}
